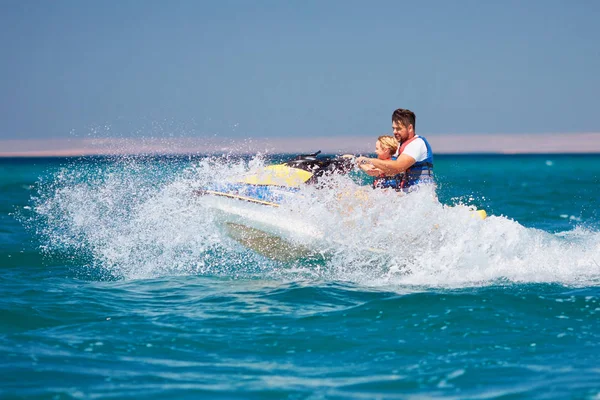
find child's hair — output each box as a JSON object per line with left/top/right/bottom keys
{"left": 377, "top": 135, "right": 398, "bottom": 156}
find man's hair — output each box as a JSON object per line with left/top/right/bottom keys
{"left": 377, "top": 135, "right": 398, "bottom": 156}
{"left": 392, "top": 108, "right": 416, "bottom": 130}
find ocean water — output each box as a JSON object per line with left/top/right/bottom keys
{"left": 1, "top": 153, "right": 600, "bottom": 399}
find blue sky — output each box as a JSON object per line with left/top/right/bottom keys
{"left": 1, "top": 0, "right": 599, "bottom": 143}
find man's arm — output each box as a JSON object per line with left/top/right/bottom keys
{"left": 357, "top": 154, "right": 416, "bottom": 176}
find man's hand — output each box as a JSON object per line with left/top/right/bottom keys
{"left": 356, "top": 158, "right": 383, "bottom": 176}
{"left": 356, "top": 156, "right": 370, "bottom": 165}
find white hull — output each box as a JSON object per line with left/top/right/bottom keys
{"left": 195, "top": 189, "right": 487, "bottom": 262}
{"left": 198, "top": 195, "right": 329, "bottom": 261}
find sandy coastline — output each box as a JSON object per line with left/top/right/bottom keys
{"left": 1, "top": 133, "right": 600, "bottom": 157}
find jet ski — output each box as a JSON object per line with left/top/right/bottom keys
{"left": 194, "top": 151, "right": 358, "bottom": 261}
{"left": 195, "top": 151, "right": 354, "bottom": 205}
{"left": 194, "top": 151, "right": 487, "bottom": 261}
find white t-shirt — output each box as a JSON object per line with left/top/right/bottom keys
{"left": 394, "top": 136, "right": 428, "bottom": 162}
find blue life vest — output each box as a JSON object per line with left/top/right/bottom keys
{"left": 401, "top": 136, "right": 434, "bottom": 188}
{"left": 372, "top": 156, "right": 404, "bottom": 189}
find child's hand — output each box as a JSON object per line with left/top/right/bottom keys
{"left": 364, "top": 167, "right": 384, "bottom": 177}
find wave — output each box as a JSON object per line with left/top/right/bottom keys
{"left": 31, "top": 155, "right": 600, "bottom": 287}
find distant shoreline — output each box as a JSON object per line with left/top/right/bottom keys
{"left": 2, "top": 153, "right": 600, "bottom": 160}
{"left": 1, "top": 132, "right": 599, "bottom": 157}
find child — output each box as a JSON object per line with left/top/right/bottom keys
{"left": 359, "top": 136, "right": 403, "bottom": 189}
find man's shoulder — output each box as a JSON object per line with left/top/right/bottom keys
{"left": 402, "top": 136, "right": 429, "bottom": 161}
{"left": 405, "top": 136, "right": 427, "bottom": 149}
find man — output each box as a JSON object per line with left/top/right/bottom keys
{"left": 357, "top": 108, "right": 434, "bottom": 190}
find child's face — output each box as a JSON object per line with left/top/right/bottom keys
{"left": 375, "top": 140, "right": 391, "bottom": 160}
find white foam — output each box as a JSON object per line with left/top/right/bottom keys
{"left": 33, "top": 155, "right": 600, "bottom": 286}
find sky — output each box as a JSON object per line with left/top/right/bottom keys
{"left": 1, "top": 0, "right": 599, "bottom": 154}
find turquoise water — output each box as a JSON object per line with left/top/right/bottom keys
{"left": 2, "top": 154, "right": 600, "bottom": 399}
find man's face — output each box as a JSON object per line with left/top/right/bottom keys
{"left": 392, "top": 121, "right": 411, "bottom": 143}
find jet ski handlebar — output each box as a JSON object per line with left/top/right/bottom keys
{"left": 290, "top": 150, "right": 321, "bottom": 161}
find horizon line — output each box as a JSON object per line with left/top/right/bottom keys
{"left": 2, "top": 152, "right": 600, "bottom": 159}
{"left": 1, "top": 132, "right": 600, "bottom": 157}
